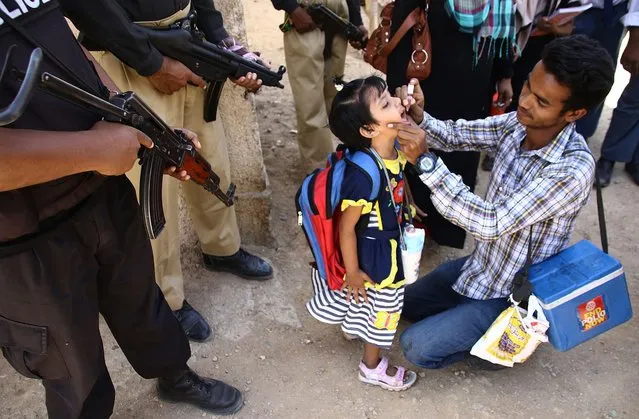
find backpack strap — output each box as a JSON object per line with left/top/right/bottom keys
{"left": 346, "top": 150, "right": 383, "bottom": 201}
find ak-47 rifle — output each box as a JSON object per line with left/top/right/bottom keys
{"left": 136, "top": 11, "right": 286, "bottom": 122}
{"left": 6, "top": 48, "right": 235, "bottom": 240}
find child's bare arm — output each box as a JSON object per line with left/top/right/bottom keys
{"left": 339, "top": 205, "right": 373, "bottom": 303}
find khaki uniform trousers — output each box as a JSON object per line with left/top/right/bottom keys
{"left": 284, "top": 0, "right": 349, "bottom": 165}
{"left": 93, "top": 51, "right": 241, "bottom": 311}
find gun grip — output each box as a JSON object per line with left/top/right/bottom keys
{"left": 139, "top": 151, "right": 166, "bottom": 239}
{"left": 203, "top": 81, "right": 225, "bottom": 122}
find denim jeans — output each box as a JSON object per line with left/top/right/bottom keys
{"left": 601, "top": 75, "right": 639, "bottom": 165}
{"left": 399, "top": 257, "right": 508, "bottom": 369}
{"left": 573, "top": 3, "right": 628, "bottom": 139}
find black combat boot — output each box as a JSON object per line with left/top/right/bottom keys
{"left": 203, "top": 248, "right": 273, "bottom": 280}
{"left": 157, "top": 368, "right": 243, "bottom": 415}
{"left": 173, "top": 300, "right": 212, "bottom": 342}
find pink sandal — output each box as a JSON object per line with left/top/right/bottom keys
{"left": 358, "top": 356, "right": 417, "bottom": 391}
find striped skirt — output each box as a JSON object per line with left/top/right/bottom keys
{"left": 306, "top": 268, "right": 404, "bottom": 349}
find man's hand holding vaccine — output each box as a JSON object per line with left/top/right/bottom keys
{"left": 391, "top": 79, "right": 429, "bottom": 164}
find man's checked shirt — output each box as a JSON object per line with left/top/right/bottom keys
{"left": 418, "top": 112, "right": 595, "bottom": 300}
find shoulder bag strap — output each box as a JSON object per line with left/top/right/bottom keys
{"left": 512, "top": 165, "right": 610, "bottom": 302}
{"left": 594, "top": 171, "right": 609, "bottom": 254}
{"left": 379, "top": 7, "right": 422, "bottom": 58}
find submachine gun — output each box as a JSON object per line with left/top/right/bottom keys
{"left": 305, "top": 4, "right": 368, "bottom": 46}
{"left": 137, "top": 11, "right": 287, "bottom": 122}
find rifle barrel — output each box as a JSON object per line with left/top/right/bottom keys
{"left": 40, "top": 72, "right": 129, "bottom": 121}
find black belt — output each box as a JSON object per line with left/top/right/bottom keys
{"left": 0, "top": 189, "right": 100, "bottom": 258}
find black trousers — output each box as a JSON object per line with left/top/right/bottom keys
{"left": 0, "top": 176, "right": 191, "bottom": 419}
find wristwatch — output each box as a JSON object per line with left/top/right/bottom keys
{"left": 414, "top": 152, "right": 438, "bottom": 175}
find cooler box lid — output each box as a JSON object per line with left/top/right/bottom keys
{"left": 528, "top": 240, "right": 623, "bottom": 307}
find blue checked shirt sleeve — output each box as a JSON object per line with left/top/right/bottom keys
{"left": 418, "top": 152, "right": 595, "bottom": 242}
{"left": 418, "top": 112, "right": 515, "bottom": 154}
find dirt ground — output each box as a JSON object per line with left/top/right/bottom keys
{"left": 1, "top": 2, "right": 638, "bottom": 419}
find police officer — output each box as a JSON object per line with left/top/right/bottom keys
{"left": 0, "top": 1, "right": 243, "bottom": 416}
{"left": 62, "top": 0, "right": 274, "bottom": 343}
{"left": 270, "top": 0, "right": 366, "bottom": 167}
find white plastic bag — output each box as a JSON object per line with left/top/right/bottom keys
{"left": 400, "top": 224, "right": 425, "bottom": 284}
{"left": 513, "top": 296, "right": 549, "bottom": 363}
{"left": 470, "top": 295, "right": 550, "bottom": 367}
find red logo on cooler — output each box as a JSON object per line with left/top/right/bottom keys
{"left": 578, "top": 295, "right": 608, "bottom": 331}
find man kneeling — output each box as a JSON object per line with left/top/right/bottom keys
{"left": 393, "top": 35, "right": 615, "bottom": 369}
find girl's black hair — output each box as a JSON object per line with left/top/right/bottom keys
{"left": 328, "top": 76, "right": 387, "bottom": 149}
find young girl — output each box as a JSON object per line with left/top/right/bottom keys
{"left": 306, "top": 76, "right": 417, "bottom": 391}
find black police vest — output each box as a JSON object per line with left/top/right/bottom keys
{"left": 0, "top": 0, "right": 106, "bottom": 242}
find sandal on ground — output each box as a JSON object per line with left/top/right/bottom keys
{"left": 342, "top": 331, "right": 360, "bottom": 341}
{"left": 358, "top": 356, "right": 417, "bottom": 391}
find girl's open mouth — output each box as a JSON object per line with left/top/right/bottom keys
{"left": 401, "top": 108, "right": 410, "bottom": 123}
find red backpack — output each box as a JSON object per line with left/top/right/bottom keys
{"left": 295, "top": 147, "right": 383, "bottom": 290}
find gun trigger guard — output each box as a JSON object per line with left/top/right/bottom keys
{"left": 173, "top": 129, "right": 194, "bottom": 153}
{"left": 179, "top": 143, "right": 194, "bottom": 153}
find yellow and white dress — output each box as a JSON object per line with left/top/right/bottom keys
{"left": 307, "top": 151, "right": 408, "bottom": 348}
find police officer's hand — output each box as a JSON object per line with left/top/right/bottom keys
{"left": 231, "top": 72, "right": 262, "bottom": 92}
{"left": 621, "top": 28, "right": 639, "bottom": 76}
{"left": 90, "top": 121, "right": 153, "bottom": 176}
{"left": 148, "top": 57, "right": 206, "bottom": 94}
{"left": 250, "top": 51, "right": 272, "bottom": 69}
{"left": 290, "top": 7, "right": 317, "bottom": 33}
{"left": 164, "top": 128, "right": 202, "bottom": 181}
{"left": 221, "top": 37, "right": 272, "bottom": 69}
{"left": 349, "top": 26, "right": 369, "bottom": 50}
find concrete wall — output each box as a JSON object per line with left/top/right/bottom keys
{"left": 209, "top": 0, "right": 274, "bottom": 247}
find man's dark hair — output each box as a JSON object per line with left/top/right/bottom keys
{"left": 542, "top": 35, "right": 615, "bottom": 112}
{"left": 329, "top": 76, "right": 387, "bottom": 149}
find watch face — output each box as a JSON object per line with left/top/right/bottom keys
{"left": 420, "top": 154, "right": 435, "bottom": 172}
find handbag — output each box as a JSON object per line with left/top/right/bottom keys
{"left": 363, "top": 1, "right": 432, "bottom": 80}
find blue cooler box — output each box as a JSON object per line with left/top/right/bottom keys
{"left": 528, "top": 240, "right": 633, "bottom": 352}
